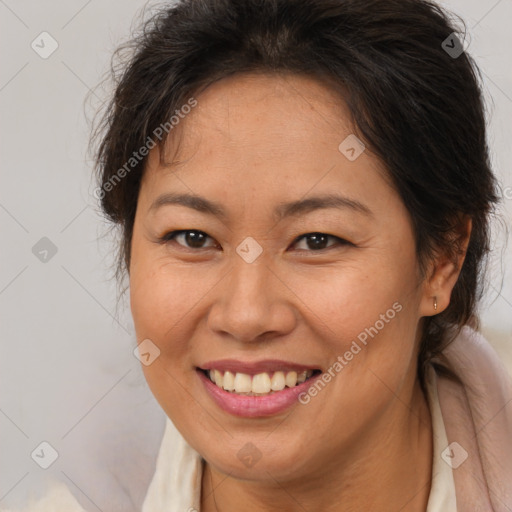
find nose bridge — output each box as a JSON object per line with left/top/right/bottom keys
{"left": 207, "top": 251, "right": 296, "bottom": 342}
{"left": 225, "top": 255, "right": 273, "bottom": 317}
{"left": 228, "top": 233, "right": 273, "bottom": 302}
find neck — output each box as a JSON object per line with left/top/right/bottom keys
{"left": 201, "top": 378, "right": 433, "bottom": 512}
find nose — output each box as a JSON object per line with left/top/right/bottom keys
{"left": 206, "top": 256, "right": 297, "bottom": 343}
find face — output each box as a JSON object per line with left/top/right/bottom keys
{"left": 129, "top": 72, "right": 429, "bottom": 484}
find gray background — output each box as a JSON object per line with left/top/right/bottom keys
{"left": 1, "top": 0, "right": 511, "bottom": 510}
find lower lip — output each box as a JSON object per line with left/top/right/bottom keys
{"left": 197, "top": 370, "right": 320, "bottom": 418}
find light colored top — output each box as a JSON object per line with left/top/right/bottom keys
{"left": 424, "top": 365, "right": 457, "bottom": 511}
{"left": 1, "top": 364, "right": 456, "bottom": 511}
{"left": 140, "top": 362, "right": 456, "bottom": 511}
{"left": 5, "top": 326, "right": 511, "bottom": 511}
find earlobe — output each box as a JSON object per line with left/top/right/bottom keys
{"left": 421, "top": 270, "right": 453, "bottom": 317}
{"left": 421, "top": 266, "right": 457, "bottom": 317}
{"left": 420, "top": 216, "right": 472, "bottom": 317}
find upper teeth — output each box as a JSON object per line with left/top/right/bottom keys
{"left": 208, "top": 370, "right": 313, "bottom": 395}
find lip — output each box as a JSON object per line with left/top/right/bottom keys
{"left": 197, "top": 366, "right": 322, "bottom": 418}
{"left": 199, "top": 359, "right": 319, "bottom": 375}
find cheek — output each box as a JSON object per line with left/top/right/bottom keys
{"left": 131, "top": 262, "right": 191, "bottom": 342}
{"left": 129, "top": 257, "right": 202, "bottom": 420}
{"left": 335, "top": 276, "right": 420, "bottom": 406}
{"left": 289, "top": 252, "right": 418, "bottom": 343}
{"left": 129, "top": 251, "right": 225, "bottom": 364}
{"left": 290, "top": 246, "right": 421, "bottom": 403}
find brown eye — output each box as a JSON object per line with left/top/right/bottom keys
{"left": 292, "top": 233, "right": 348, "bottom": 251}
{"left": 162, "top": 230, "right": 217, "bottom": 249}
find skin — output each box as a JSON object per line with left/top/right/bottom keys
{"left": 129, "top": 72, "right": 469, "bottom": 511}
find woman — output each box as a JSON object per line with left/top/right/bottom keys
{"left": 12, "top": 0, "right": 512, "bottom": 510}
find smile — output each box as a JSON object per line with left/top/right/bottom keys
{"left": 205, "top": 369, "right": 317, "bottom": 395}
{"left": 197, "top": 360, "right": 322, "bottom": 417}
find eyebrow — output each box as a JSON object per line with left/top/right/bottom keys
{"left": 149, "top": 192, "right": 373, "bottom": 220}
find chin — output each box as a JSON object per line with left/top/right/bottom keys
{"left": 193, "top": 427, "right": 316, "bottom": 482}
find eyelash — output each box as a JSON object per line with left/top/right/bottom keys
{"left": 158, "top": 230, "right": 351, "bottom": 252}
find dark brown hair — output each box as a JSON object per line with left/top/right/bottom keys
{"left": 92, "top": 0, "right": 499, "bottom": 375}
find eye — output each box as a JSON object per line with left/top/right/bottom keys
{"left": 159, "top": 230, "right": 350, "bottom": 252}
{"left": 160, "top": 230, "right": 219, "bottom": 250}
{"left": 291, "top": 232, "right": 350, "bottom": 251}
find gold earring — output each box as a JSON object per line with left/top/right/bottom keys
{"left": 433, "top": 296, "right": 438, "bottom": 312}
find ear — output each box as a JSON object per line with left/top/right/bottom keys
{"left": 420, "top": 215, "right": 472, "bottom": 317}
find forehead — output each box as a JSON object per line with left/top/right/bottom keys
{"left": 164, "top": 72, "right": 352, "bottom": 163}
{"left": 140, "top": 72, "right": 395, "bottom": 220}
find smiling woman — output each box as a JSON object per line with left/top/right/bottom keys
{"left": 24, "top": 0, "right": 512, "bottom": 511}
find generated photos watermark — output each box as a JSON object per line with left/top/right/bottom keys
{"left": 298, "top": 301, "right": 403, "bottom": 404}
{"left": 94, "top": 97, "right": 198, "bottom": 200}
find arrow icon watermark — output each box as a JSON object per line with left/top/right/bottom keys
{"left": 31, "top": 31, "right": 59, "bottom": 59}
{"left": 338, "top": 134, "right": 365, "bottom": 161}
{"left": 237, "top": 442, "right": 262, "bottom": 468}
{"left": 30, "top": 441, "right": 59, "bottom": 469}
{"left": 134, "top": 339, "right": 161, "bottom": 366}
{"left": 236, "top": 236, "right": 263, "bottom": 263}
{"left": 32, "top": 237, "right": 58, "bottom": 263}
